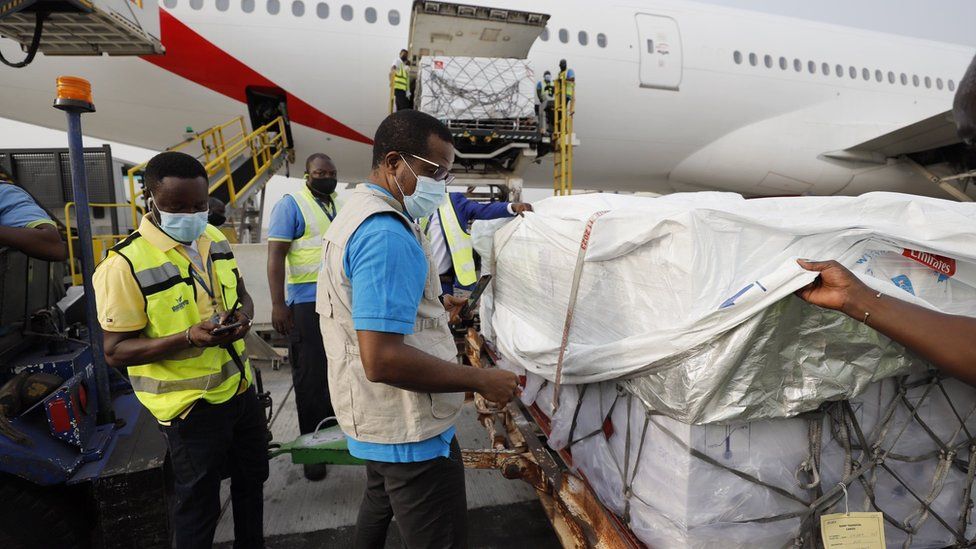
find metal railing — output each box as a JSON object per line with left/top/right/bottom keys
{"left": 552, "top": 76, "right": 575, "bottom": 196}
{"left": 64, "top": 202, "right": 144, "bottom": 285}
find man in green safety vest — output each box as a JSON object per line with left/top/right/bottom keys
{"left": 94, "top": 151, "right": 267, "bottom": 548}
{"left": 558, "top": 58, "right": 576, "bottom": 104}
{"left": 392, "top": 48, "right": 412, "bottom": 111}
{"left": 267, "top": 153, "right": 340, "bottom": 481}
{"left": 420, "top": 192, "right": 533, "bottom": 296}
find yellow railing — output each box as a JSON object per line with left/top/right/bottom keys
{"left": 552, "top": 76, "right": 575, "bottom": 196}
{"left": 64, "top": 202, "right": 145, "bottom": 286}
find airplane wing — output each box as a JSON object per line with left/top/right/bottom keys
{"left": 840, "top": 110, "right": 960, "bottom": 159}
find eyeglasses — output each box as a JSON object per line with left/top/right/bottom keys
{"left": 403, "top": 152, "right": 454, "bottom": 185}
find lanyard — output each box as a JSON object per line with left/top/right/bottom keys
{"left": 315, "top": 197, "right": 337, "bottom": 221}
{"left": 187, "top": 252, "right": 217, "bottom": 306}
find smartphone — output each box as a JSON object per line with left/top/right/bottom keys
{"left": 460, "top": 274, "right": 493, "bottom": 319}
{"left": 211, "top": 320, "right": 245, "bottom": 335}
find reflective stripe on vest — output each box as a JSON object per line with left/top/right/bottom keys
{"left": 394, "top": 61, "right": 409, "bottom": 91}
{"left": 560, "top": 70, "right": 575, "bottom": 97}
{"left": 286, "top": 186, "right": 337, "bottom": 284}
{"left": 110, "top": 225, "right": 252, "bottom": 421}
{"left": 420, "top": 200, "right": 477, "bottom": 287}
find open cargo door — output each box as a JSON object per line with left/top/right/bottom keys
{"left": 407, "top": 0, "right": 548, "bottom": 61}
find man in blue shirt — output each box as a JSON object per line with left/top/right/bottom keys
{"left": 317, "top": 110, "right": 518, "bottom": 548}
{"left": 0, "top": 171, "right": 67, "bottom": 261}
{"left": 267, "top": 153, "right": 340, "bottom": 481}
{"left": 422, "top": 192, "right": 532, "bottom": 295}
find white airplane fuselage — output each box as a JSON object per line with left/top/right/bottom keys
{"left": 0, "top": 0, "right": 973, "bottom": 196}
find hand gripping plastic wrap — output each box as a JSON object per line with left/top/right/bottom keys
{"left": 471, "top": 191, "right": 976, "bottom": 547}
{"left": 415, "top": 56, "right": 537, "bottom": 123}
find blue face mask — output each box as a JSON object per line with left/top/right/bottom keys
{"left": 395, "top": 155, "right": 447, "bottom": 219}
{"left": 151, "top": 195, "right": 209, "bottom": 243}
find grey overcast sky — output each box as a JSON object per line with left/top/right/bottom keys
{"left": 696, "top": 0, "right": 976, "bottom": 47}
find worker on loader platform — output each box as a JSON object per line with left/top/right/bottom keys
{"left": 316, "top": 110, "right": 519, "bottom": 548}
{"left": 267, "top": 152, "right": 340, "bottom": 481}
{"left": 798, "top": 54, "right": 976, "bottom": 387}
{"left": 94, "top": 151, "right": 268, "bottom": 549}
{"left": 392, "top": 48, "right": 412, "bottom": 111}
{"left": 420, "top": 192, "right": 532, "bottom": 296}
{"left": 0, "top": 170, "right": 67, "bottom": 261}
{"left": 537, "top": 70, "right": 555, "bottom": 132}
{"left": 558, "top": 58, "right": 576, "bottom": 104}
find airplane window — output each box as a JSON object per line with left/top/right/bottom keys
{"left": 936, "top": 78, "right": 944, "bottom": 90}
{"left": 821, "top": 63, "right": 829, "bottom": 75}
{"left": 778, "top": 57, "right": 787, "bottom": 70}
{"left": 949, "top": 79, "right": 956, "bottom": 91}
{"left": 242, "top": 0, "right": 253, "bottom": 12}
{"left": 848, "top": 66, "right": 856, "bottom": 79}
{"left": 164, "top": 0, "right": 177, "bottom": 7}
{"left": 292, "top": 0, "right": 303, "bottom": 16}
{"left": 835, "top": 64, "right": 843, "bottom": 77}
{"left": 875, "top": 69, "right": 883, "bottom": 82}
{"left": 808, "top": 60, "right": 816, "bottom": 74}
{"left": 924, "top": 76, "right": 931, "bottom": 89}
{"left": 888, "top": 71, "right": 895, "bottom": 83}
{"left": 216, "top": 0, "right": 228, "bottom": 10}
{"left": 733, "top": 51, "right": 742, "bottom": 64}
{"left": 912, "top": 74, "right": 920, "bottom": 87}
{"left": 763, "top": 55, "right": 772, "bottom": 68}
{"left": 749, "top": 53, "right": 758, "bottom": 66}
{"left": 540, "top": 27, "right": 549, "bottom": 41}
{"left": 862, "top": 68, "right": 870, "bottom": 81}
{"left": 189, "top": 0, "right": 201, "bottom": 9}
{"left": 900, "top": 73, "right": 908, "bottom": 85}
{"left": 597, "top": 33, "right": 607, "bottom": 48}
{"left": 794, "top": 58, "right": 802, "bottom": 72}
{"left": 558, "top": 28, "right": 568, "bottom": 43}
{"left": 316, "top": 1, "right": 327, "bottom": 17}
{"left": 578, "top": 31, "right": 588, "bottom": 46}
{"left": 388, "top": 9, "right": 399, "bottom": 25}
{"left": 365, "top": 6, "right": 376, "bottom": 22}
{"left": 341, "top": 4, "right": 351, "bottom": 20}
{"left": 267, "top": 0, "right": 279, "bottom": 14}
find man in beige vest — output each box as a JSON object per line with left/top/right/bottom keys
{"left": 317, "top": 110, "right": 518, "bottom": 548}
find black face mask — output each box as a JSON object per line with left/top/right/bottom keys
{"left": 209, "top": 213, "right": 226, "bottom": 227}
{"left": 308, "top": 177, "right": 338, "bottom": 197}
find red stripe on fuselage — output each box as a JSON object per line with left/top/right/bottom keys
{"left": 142, "top": 10, "right": 372, "bottom": 145}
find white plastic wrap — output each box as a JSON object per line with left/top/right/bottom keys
{"left": 501, "top": 362, "right": 976, "bottom": 549}
{"left": 476, "top": 192, "right": 976, "bottom": 424}
{"left": 415, "top": 56, "right": 537, "bottom": 121}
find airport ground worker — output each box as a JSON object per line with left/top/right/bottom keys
{"left": 797, "top": 54, "right": 976, "bottom": 388}
{"left": 94, "top": 151, "right": 267, "bottom": 549}
{"left": 267, "top": 152, "right": 340, "bottom": 481}
{"left": 392, "top": 48, "right": 412, "bottom": 111}
{"left": 208, "top": 196, "right": 227, "bottom": 227}
{"left": 420, "top": 192, "right": 533, "bottom": 296}
{"left": 316, "top": 110, "right": 520, "bottom": 548}
{"left": 537, "top": 70, "right": 555, "bottom": 132}
{"left": 558, "top": 58, "right": 575, "bottom": 104}
{"left": 0, "top": 171, "right": 67, "bottom": 261}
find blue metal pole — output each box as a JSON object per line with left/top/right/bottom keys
{"left": 65, "top": 111, "right": 114, "bottom": 425}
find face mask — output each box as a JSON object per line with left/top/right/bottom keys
{"left": 150, "top": 195, "right": 209, "bottom": 243}
{"left": 208, "top": 213, "right": 226, "bottom": 227}
{"left": 308, "top": 176, "right": 338, "bottom": 197}
{"left": 393, "top": 155, "right": 447, "bottom": 219}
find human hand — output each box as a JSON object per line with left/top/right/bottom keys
{"left": 795, "top": 259, "right": 870, "bottom": 314}
{"left": 442, "top": 294, "right": 467, "bottom": 325}
{"left": 475, "top": 368, "right": 519, "bottom": 406}
{"left": 188, "top": 318, "right": 247, "bottom": 348}
{"left": 511, "top": 203, "right": 533, "bottom": 216}
{"left": 272, "top": 304, "right": 293, "bottom": 335}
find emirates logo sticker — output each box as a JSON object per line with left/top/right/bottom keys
{"left": 902, "top": 249, "right": 956, "bottom": 277}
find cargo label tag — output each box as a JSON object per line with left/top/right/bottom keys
{"left": 820, "top": 512, "right": 886, "bottom": 549}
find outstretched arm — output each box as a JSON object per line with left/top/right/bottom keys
{"left": 796, "top": 259, "right": 976, "bottom": 386}
{"left": 0, "top": 224, "right": 66, "bottom": 261}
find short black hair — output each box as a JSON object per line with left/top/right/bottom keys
{"left": 371, "top": 110, "right": 453, "bottom": 168}
{"left": 305, "top": 153, "right": 334, "bottom": 172}
{"left": 208, "top": 196, "right": 225, "bottom": 210}
{"left": 143, "top": 151, "right": 208, "bottom": 193}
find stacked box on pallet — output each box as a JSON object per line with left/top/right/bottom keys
{"left": 474, "top": 192, "right": 976, "bottom": 548}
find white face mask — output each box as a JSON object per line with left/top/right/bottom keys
{"left": 150, "top": 195, "right": 209, "bottom": 243}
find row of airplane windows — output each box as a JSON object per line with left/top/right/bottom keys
{"left": 163, "top": 0, "right": 404, "bottom": 23}
{"left": 163, "top": 0, "right": 609, "bottom": 50}
{"left": 734, "top": 50, "right": 957, "bottom": 92}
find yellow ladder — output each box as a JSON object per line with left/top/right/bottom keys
{"left": 552, "top": 76, "right": 575, "bottom": 196}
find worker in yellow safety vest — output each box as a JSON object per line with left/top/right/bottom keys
{"left": 558, "top": 58, "right": 576, "bottom": 104}
{"left": 93, "top": 151, "right": 267, "bottom": 549}
{"left": 267, "top": 153, "right": 339, "bottom": 481}
{"left": 420, "top": 191, "right": 533, "bottom": 295}
{"left": 392, "top": 48, "right": 412, "bottom": 111}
